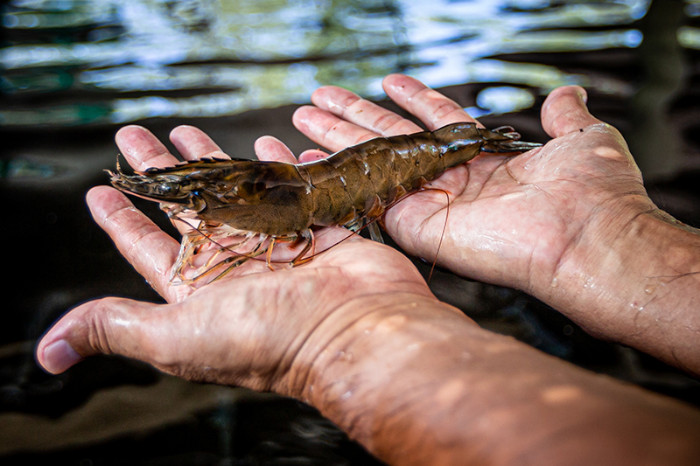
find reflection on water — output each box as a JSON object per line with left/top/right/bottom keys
{"left": 1, "top": 0, "right": 668, "bottom": 126}
{"left": 2, "top": 1, "right": 700, "bottom": 464}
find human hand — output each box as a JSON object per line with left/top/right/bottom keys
{"left": 35, "top": 124, "right": 446, "bottom": 396}
{"left": 294, "top": 74, "right": 700, "bottom": 373}
{"left": 294, "top": 74, "right": 650, "bottom": 295}
{"left": 33, "top": 103, "right": 700, "bottom": 465}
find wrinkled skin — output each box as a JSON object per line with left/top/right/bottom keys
{"left": 37, "top": 76, "right": 634, "bottom": 382}
{"left": 294, "top": 75, "right": 699, "bottom": 370}
{"left": 36, "top": 75, "right": 700, "bottom": 465}
{"left": 295, "top": 78, "right": 645, "bottom": 299}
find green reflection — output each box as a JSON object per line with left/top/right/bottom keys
{"left": 0, "top": 0, "right": 658, "bottom": 127}
{"left": 678, "top": 26, "right": 700, "bottom": 49}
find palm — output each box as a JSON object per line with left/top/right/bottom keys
{"left": 152, "top": 231, "right": 429, "bottom": 389}
{"left": 94, "top": 123, "right": 429, "bottom": 305}
{"left": 385, "top": 126, "right": 647, "bottom": 289}
{"left": 293, "top": 75, "right": 652, "bottom": 291}
{"left": 68, "top": 124, "right": 433, "bottom": 388}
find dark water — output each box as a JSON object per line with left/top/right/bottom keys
{"left": 2, "top": 0, "right": 699, "bottom": 464}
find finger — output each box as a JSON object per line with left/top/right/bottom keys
{"left": 310, "top": 85, "right": 420, "bottom": 136}
{"left": 254, "top": 135, "right": 298, "bottom": 163}
{"left": 87, "top": 186, "right": 181, "bottom": 302}
{"left": 298, "top": 148, "right": 330, "bottom": 163}
{"left": 36, "top": 296, "right": 177, "bottom": 374}
{"left": 382, "top": 74, "right": 477, "bottom": 129}
{"left": 115, "top": 125, "right": 179, "bottom": 171}
{"left": 169, "top": 125, "right": 230, "bottom": 161}
{"left": 540, "top": 86, "right": 603, "bottom": 138}
{"left": 293, "top": 105, "right": 381, "bottom": 153}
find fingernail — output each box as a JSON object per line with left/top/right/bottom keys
{"left": 577, "top": 88, "right": 588, "bottom": 105}
{"left": 42, "top": 339, "right": 82, "bottom": 374}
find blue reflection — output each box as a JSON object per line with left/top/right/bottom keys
{"left": 0, "top": 0, "right": 660, "bottom": 127}
{"left": 475, "top": 86, "right": 535, "bottom": 116}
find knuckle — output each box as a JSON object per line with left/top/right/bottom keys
{"left": 371, "top": 112, "right": 403, "bottom": 134}
{"left": 85, "top": 298, "right": 120, "bottom": 355}
{"left": 430, "top": 101, "right": 463, "bottom": 124}
{"left": 83, "top": 298, "right": 175, "bottom": 367}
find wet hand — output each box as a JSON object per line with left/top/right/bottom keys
{"left": 35, "top": 125, "right": 437, "bottom": 395}
{"left": 293, "top": 75, "right": 700, "bottom": 375}
{"left": 293, "top": 76, "right": 651, "bottom": 292}
{"left": 33, "top": 107, "right": 700, "bottom": 465}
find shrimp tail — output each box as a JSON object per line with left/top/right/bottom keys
{"left": 486, "top": 140, "right": 543, "bottom": 152}
{"left": 479, "top": 126, "right": 542, "bottom": 153}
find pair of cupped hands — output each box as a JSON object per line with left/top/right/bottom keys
{"left": 36, "top": 74, "right": 652, "bottom": 394}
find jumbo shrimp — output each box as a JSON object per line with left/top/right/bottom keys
{"left": 108, "top": 122, "right": 541, "bottom": 283}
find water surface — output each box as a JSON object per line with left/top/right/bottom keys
{"left": 2, "top": 1, "right": 699, "bottom": 464}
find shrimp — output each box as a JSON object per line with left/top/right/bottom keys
{"left": 108, "top": 122, "right": 541, "bottom": 284}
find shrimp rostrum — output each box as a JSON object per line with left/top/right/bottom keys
{"left": 108, "top": 123, "right": 541, "bottom": 284}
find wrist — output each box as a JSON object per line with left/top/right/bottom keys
{"left": 541, "top": 204, "right": 700, "bottom": 372}
{"left": 296, "top": 293, "right": 479, "bottom": 462}
{"left": 288, "top": 289, "right": 700, "bottom": 465}
{"left": 282, "top": 292, "right": 467, "bottom": 397}
{"left": 271, "top": 291, "right": 460, "bottom": 398}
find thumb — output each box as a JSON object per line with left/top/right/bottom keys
{"left": 541, "top": 86, "right": 604, "bottom": 139}
{"left": 35, "top": 297, "right": 171, "bottom": 374}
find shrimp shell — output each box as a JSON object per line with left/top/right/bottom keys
{"left": 108, "top": 122, "right": 540, "bottom": 282}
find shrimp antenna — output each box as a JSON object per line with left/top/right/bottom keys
{"left": 416, "top": 187, "right": 450, "bottom": 283}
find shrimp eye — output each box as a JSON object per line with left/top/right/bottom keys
{"left": 157, "top": 183, "right": 176, "bottom": 195}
